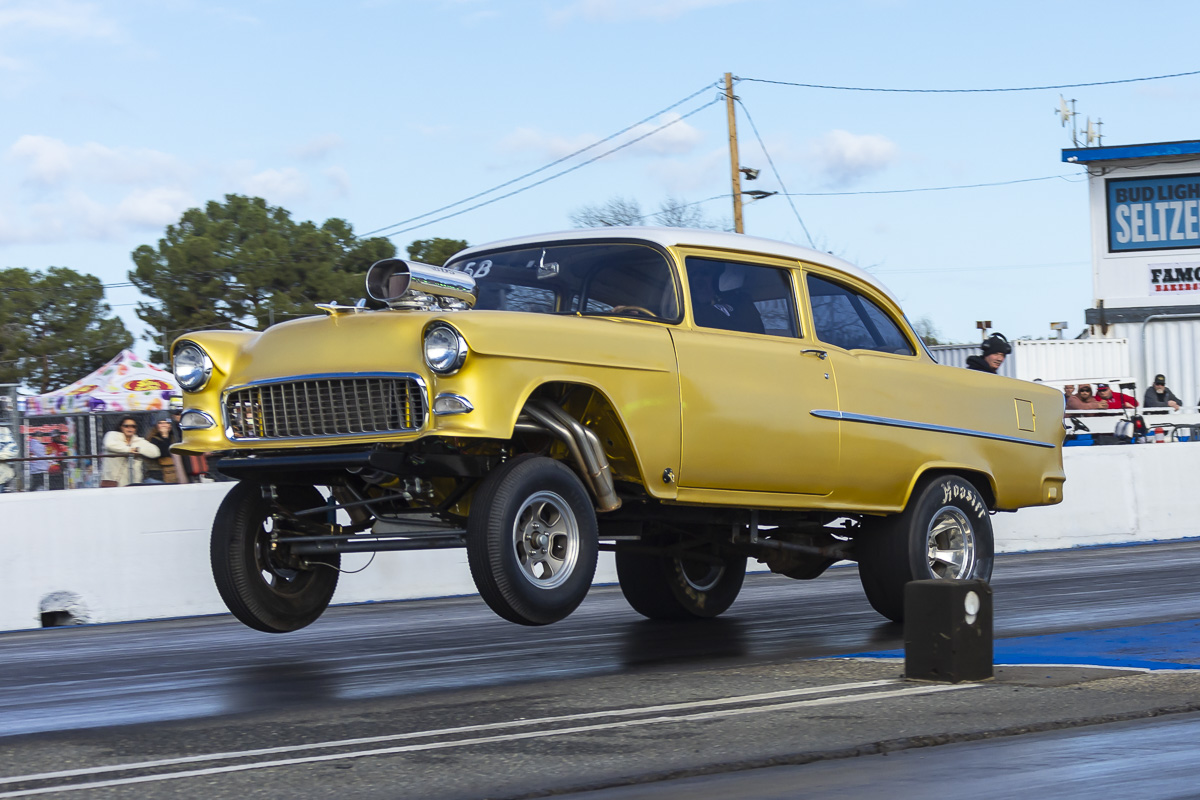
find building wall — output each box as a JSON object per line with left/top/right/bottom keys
{"left": 1111, "top": 318, "right": 1200, "bottom": 407}
{"left": 1085, "top": 160, "right": 1200, "bottom": 310}
{"left": 1012, "top": 338, "right": 1132, "bottom": 384}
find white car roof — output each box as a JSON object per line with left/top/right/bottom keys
{"left": 450, "top": 226, "right": 901, "bottom": 306}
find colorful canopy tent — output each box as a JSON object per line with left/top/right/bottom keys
{"left": 25, "top": 349, "right": 180, "bottom": 415}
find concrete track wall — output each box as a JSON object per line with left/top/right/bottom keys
{"left": 2, "top": 444, "right": 1197, "bottom": 632}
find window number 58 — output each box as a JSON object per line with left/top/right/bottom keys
{"left": 461, "top": 259, "right": 492, "bottom": 279}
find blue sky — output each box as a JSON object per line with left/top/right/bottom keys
{"left": 3, "top": 0, "right": 1200, "bottom": 354}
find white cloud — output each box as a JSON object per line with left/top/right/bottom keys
{"left": 241, "top": 167, "right": 310, "bottom": 202}
{"left": 8, "top": 135, "right": 191, "bottom": 187}
{"left": 645, "top": 147, "right": 727, "bottom": 193}
{"left": 806, "top": 129, "right": 899, "bottom": 187}
{"left": 498, "top": 128, "right": 598, "bottom": 161}
{"left": 114, "top": 187, "right": 194, "bottom": 228}
{"left": 549, "top": 0, "right": 753, "bottom": 22}
{"left": 0, "top": 0, "right": 119, "bottom": 39}
{"left": 0, "top": 185, "right": 195, "bottom": 245}
{"left": 0, "top": 134, "right": 197, "bottom": 245}
{"left": 291, "top": 134, "right": 345, "bottom": 161}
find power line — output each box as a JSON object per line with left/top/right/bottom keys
{"left": 360, "top": 82, "right": 722, "bottom": 238}
{"left": 377, "top": 98, "right": 724, "bottom": 238}
{"left": 627, "top": 194, "right": 731, "bottom": 224}
{"left": 737, "top": 68, "right": 1200, "bottom": 93}
{"left": 780, "top": 174, "right": 1083, "bottom": 197}
{"left": 733, "top": 95, "right": 814, "bottom": 247}
{"left": 875, "top": 260, "right": 1088, "bottom": 275}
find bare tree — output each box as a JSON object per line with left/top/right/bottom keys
{"left": 570, "top": 195, "right": 723, "bottom": 229}
{"left": 568, "top": 196, "right": 644, "bottom": 227}
{"left": 911, "top": 316, "right": 947, "bottom": 346}
{"left": 653, "top": 197, "right": 713, "bottom": 229}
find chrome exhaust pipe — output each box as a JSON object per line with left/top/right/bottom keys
{"left": 516, "top": 399, "right": 622, "bottom": 512}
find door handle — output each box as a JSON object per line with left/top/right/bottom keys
{"left": 801, "top": 349, "right": 828, "bottom": 360}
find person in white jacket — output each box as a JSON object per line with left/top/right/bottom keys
{"left": 100, "top": 416, "right": 160, "bottom": 487}
{"left": 0, "top": 425, "right": 16, "bottom": 492}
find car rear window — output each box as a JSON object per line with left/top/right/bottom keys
{"left": 806, "top": 274, "right": 914, "bottom": 355}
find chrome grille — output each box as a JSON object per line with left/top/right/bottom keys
{"left": 224, "top": 375, "right": 426, "bottom": 440}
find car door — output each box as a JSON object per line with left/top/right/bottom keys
{"left": 672, "top": 254, "right": 840, "bottom": 495}
{"left": 801, "top": 269, "right": 959, "bottom": 508}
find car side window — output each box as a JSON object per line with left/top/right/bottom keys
{"left": 806, "top": 274, "right": 914, "bottom": 355}
{"left": 686, "top": 257, "right": 798, "bottom": 338}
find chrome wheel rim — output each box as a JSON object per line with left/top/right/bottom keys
{"left": 925, "top": 506, "right": 976, "bottom": 579}
{"left": 512, "top": 491, "right": 580, "bottom": 590}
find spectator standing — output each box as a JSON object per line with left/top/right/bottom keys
{"left": 0, "top": 425, "right": 15, "bottom": 493}
{"left": 966, "top": 333, "right": 1011, "bottom": 373}
{"left": 144, "top": 417, "right": 181, "bottom": 484}
{"left": 27, "top": 435, "right": 49, "bottom": 491}
{"left": 47, "top": 432, "right": 69, "bottom": 490}
{"left": 1096, "top": 383, "right": 1138, "bottom": 410}
{"left": 101, "top": 416, "right": 160, "bottom": 487}
{"left": 1143, "top": 374, "right": 1182, "bottom": 411}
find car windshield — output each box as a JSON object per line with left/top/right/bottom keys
{"left": 445, "top": 242, "right": 680, "bottom": 320}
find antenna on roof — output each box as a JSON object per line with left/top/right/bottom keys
{"left": 1057, "top": 95, "right": 1079, "bottom": 147}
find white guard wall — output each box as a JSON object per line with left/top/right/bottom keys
{"left": 2, "top": 444, "right": 1198, "bottom": 633}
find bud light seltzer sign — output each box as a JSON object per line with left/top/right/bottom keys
{"left": 1107, "top": 174, "right": 1200, "bottom": 252}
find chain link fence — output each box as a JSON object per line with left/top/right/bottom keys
{"left": 1, "top": 386, "right": 213, "bottom": 492}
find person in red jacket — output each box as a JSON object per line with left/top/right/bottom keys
{"left": 1095, "top": 383, "right": 1138, "bottom": 409}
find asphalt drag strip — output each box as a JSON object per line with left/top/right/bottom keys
{"left": 0, "top": 679, "right": 979, "bottom": 798}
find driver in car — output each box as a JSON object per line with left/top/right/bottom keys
{"left": 688, "top": 261, "right": 764, "bottom": 335}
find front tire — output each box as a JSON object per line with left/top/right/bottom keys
{"left": 616, "top": 539, "right": 746, "bottom": 620}
{"left": 467, "top": 455, "right": 598, "bottom": 626}
{"left": 211, "top": 482, "right": 340, "bottom": 633}
{"left": 856, "top": 475, "right": 994, "bottom": 623}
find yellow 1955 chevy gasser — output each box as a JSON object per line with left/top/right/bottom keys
{"left": 172, "top": 228, "right": 1064, "bottom": 632}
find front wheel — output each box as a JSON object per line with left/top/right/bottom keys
{"left": 467, "top": 455, "right": 598, "bottom": 626}
{"left": 616, "top": 540, "right": 747, "bottom": 620}
{"left": 211, "top": 482, "right": 340, "bottom": 633}
{"left": 856, "top": 475, "right": 994, "bottom": 623}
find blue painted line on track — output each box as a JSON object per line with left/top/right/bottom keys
{"left": 848, "top": 619, "right": 1200, "bottom": 671}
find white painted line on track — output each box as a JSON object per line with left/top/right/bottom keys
{"left": 0, "top": 681, "right": 979, "bottom": 797}
{"left": 0, "top": 679, "right": 898, "bottom": 786}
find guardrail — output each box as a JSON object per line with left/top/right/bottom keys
{"left": 2, "top": 443, "right": 1198, "bottom": 633}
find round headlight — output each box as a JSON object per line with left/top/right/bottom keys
{"left": 424, "top": 324, "right": 467, "bottom": 374}
{"left": 173, "top": 342, "right": 213, "bottom": 392}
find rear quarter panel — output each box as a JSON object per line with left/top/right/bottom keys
{"left": 828, "top": 351, "right": 1065, "bottom": 512}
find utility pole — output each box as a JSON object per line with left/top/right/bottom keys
{"left": 724, "top": 72, "right": 744, "bottom": 234}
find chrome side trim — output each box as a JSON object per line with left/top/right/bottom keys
{"left": 810, "top": 409, "right": 1055, "bottom": 449}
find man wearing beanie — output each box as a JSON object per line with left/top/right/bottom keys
{"left": 966, "top": 332, "right": 1011, "bottom": 373}
{"left": 1143, "top": 374, "right": 1182, "bottom": 411}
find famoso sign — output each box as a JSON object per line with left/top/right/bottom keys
{"left": 1148, "top": 260, "right": 1200, "bottom": 295}
{"left": 1107, "top": 173, "right": 1200, "bottom": 252}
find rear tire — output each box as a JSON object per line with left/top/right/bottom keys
{"left": 616, "top": 539, "right": 746, "bottom": 620}
{"left": 857, "top": 475, "right": 994, "bottom": 623}
{"left": 211, "top": 482, "right": 340, "bottom": 633}
{"left": 467, "top": 455, "right": 598, "bottom": 626}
